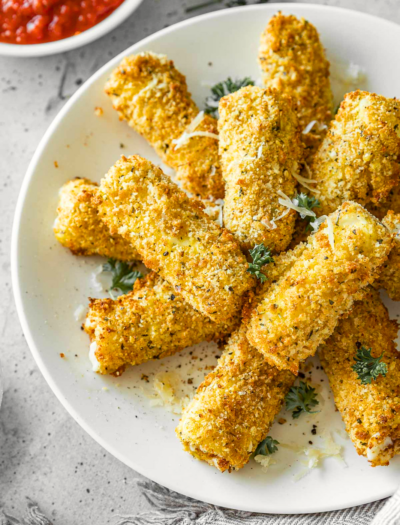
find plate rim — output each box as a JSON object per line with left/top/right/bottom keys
{"left": 11, "top": 3, "right": 400, "bottom": 514}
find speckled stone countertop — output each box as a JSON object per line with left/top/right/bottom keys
{"left": 0, "top": 0, "right": 399, "bottom": 523}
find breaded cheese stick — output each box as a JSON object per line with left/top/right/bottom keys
{"left": 218, "top": 86, "right": 303, "bottom": 252}
{"left": 374, "top": 212, "right": 400, "bottom": 301}
{"left": 54, "top": 178, "right": 140, "bottom": 261}
{"left": 310, "top": 91, "right": 400, "bottom": 216}
{"left": 54, "top": 178, "right": 222, "bottom": 259}
{"left": 98, "top": 155, "right": 253, "bottom": 324}
{"left": 85, "top": 272, "right": 239, "bottom": 375}
{"left": 259, "top": 13, "right": 333, "bottom": 159}
{"left": 319, "top": 288, "right": 400, "bottom": 467}
{"left": 176, "top": 324, "right": 294, "bottom": 472}
{"left": 105, "top": 52, "right": 224, "bottom": 200}
{"left": 246, "top": 201, "right": 393, "bottom": 374}
{"left": 176, "top": 247, "right": 301, "bottom": 471}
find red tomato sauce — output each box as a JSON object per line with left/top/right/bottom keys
{"left": 0, "top": 0, "right": 125, "bottom": 45}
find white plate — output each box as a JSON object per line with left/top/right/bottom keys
{"left": 0, "top": 0, "right": 143, "bottom": 57}
{"left": 12, "top": 3, "right": 400, "bottom": 514}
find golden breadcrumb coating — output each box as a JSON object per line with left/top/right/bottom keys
{"left": 367, "top": 184, "right": 400, "bottom": 220}
{"left": 53, "top": 178, "right": 139, "bottom": 261}
{"left": 104, "top": 52, "right": 224, "bottom": 200}
{"left": 176, "top": 323, "right": 294, "bottom": 472}
{"left": 320, "top": 288, "right": 400, "bottom": 467}
{"left": 54, "top": 178, "right": 221, "bottom": 258}
{"left": 246, "top": 201, "right": 393, "bottom": 374}
{"left": 98, "top": 155, "right": 254, "bottom": 324}
{"left": 85, "top": 272, "right": 239, "bottom": 375}
{"left": 176, "top": 248, "right": 302, "bottom": 471}
{"left": 374, "top": 211, "right": 400, "bottom": 300}
{"left": 310, "top": 91, "right": 400, "bottom": 216}
{"left": 218, "top": 86, "right": 303, "bottom": 252}
{"left": 259, "top": 13, "right": 333, "bottom": 160}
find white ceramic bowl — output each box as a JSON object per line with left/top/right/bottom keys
{"left": 12, "top": 3, "right": 400, "bottom": 514}
{"left": 0, "top": 0, "right": 143, "bottom": 57}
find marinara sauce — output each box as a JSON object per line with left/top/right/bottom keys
{"left": 0, "top": 0, "right": 125, "bottom": 45}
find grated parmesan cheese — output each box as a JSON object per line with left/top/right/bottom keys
{"left": 281, "top": 432, "right": 347, "bottom": 481}
{"left": 132, "top": 77, "right": 159, "bottom": 103}
{"left": 215, "top": 199, "right": 224, "bottom": 227}
{"left": 310, "top": 214, "right": 327, "bottom": 233}
{"left": 325, "top": 216, "right": 335, "bottom": 251}
{"left": 277, "top": 190, "right": 316, "bottom": 218}
{"left": 302, "top": 120, "right": 317, "bottom": 134}
{"left": 74, "top": 304, "right": 86, "bottom": 323}
{"left": 292, "top": 171, "right": 321, "bottom": 195}
{"left": 172, "top": 111, "right": 219, "bottom": 149}
{"left": 293, "top": 432, "right": 345, "bottom": 481}
{"left": 261, "top": 208, "right": 290, "bottom": 230}
{"left": 302, "top": 120, "right": 328, "bottom": 134}
{"left": 255, "top": 432, "right": 344, "bottom": 479}
{"left": 254, "top": 454, "right": 276, "bottom": 471}
{"left": 147, "top": 372, "right": 193, "bottom": 415}
{"left": 90, "top": 265, "right": 106, "bottom": 293}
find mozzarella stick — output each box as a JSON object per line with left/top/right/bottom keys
{"left": 218, "top": 86, "right": 303, "bottom": 253}
{"left": 176, "top": 246, "right": 302, "bottom": 471}
{"left": 105, "top": 52, "right": 223, "bottom": 200}
{"left": 259, "top": 13, "right": 333, "bottom": 160}
{"left": 374, "top": 211, "right": 400, "bottom": 300}
{"left": 176, "top": 325, "right": 294, "bottom": 473}
{"left": 246, "top": 201, "right": 393, "bottom": 374}
{"left": 85, "top": 272, "right": 239, "bottom": 375}
{"left": 319, "top": 288, "right": 400, "bottom": 467}
{"left": 54, "top": 178, "right": 222, "bottom": 260}
{"left": 53, "top": 178, "right": 140, "bottom": 261}
{"left": 310, "top": 91, "right": 400, "bottom": 216}
{"left": 98, "top": 155, "right": 253, "bottom": 324}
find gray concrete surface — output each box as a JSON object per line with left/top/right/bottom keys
{"left": 0, "top": 0, "right": 398, "bottom": 523}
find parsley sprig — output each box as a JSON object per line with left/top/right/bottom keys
{"left": 293, "top": 193, "right": 320, "bottom": 232}
{"left": 247, "top": 243, "right": 274, "bottom": 283}
{"left": 286, "top": 381, "right": 319, "bottom": 419}
{"left": 204, "top": 77, "right": 255, "bottom": 117}
{"left": 352, "top": 346, "right": 388, "bottom": 385}
{"left": 254, "top": 436, "right": 279, "bottom": 456}
{"left": 103, "top": 259, "right": 143, "bottom": 296}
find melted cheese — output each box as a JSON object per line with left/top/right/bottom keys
{"left": 89, "top": 342, "right": 100, "bottom": 372}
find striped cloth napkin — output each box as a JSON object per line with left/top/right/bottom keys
{"left": 1, "top": 479, "right": 399, "bottom": 524}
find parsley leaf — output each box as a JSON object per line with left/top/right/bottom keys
{"left": 352, "top": 346, "right": 388, "bottom": 385}
{"left": 286, "top": 381, "right": 319, "bottom": 419}
{"left": 247, "top": 243, "right": 274, "bottom": 283}
{"left": 204, "top": 77, "right": 255, "bottom": 117}
{"left": 103, "top": 259, "right": 143, "bottom": 295}
{"left": 293, "top": 192, "right": 320, "bottom": 232}
{"left": 254, "top": 436, "right": 279, "bottom": 456}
